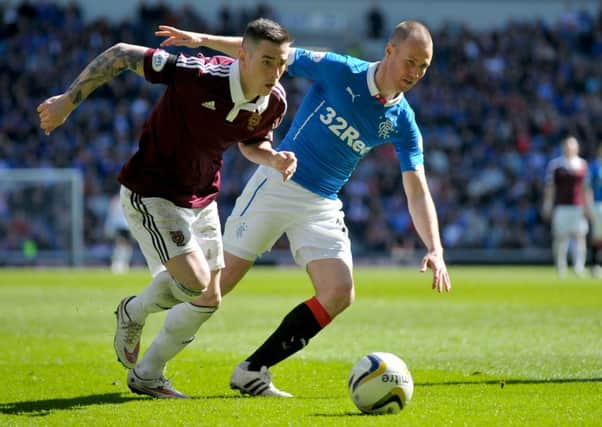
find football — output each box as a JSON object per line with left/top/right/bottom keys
{"left": 348, "top": 352, "right": 414, "bottom": 415}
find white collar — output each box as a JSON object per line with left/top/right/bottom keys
{"left": 227, "top": 60, "right": 270, "bottom": 121}
{"left": 367, "top": 62, "right": 404, "bottom": 107}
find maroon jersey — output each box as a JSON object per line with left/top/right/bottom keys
{"left": 118, "top": 48, "right": 287, "bottom": 208}
{"left": 545, "top": 156, "right": 589, "bottom": 206}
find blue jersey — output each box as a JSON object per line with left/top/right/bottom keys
{"left": 589, "top": 159, "right": 602, "bottom": 202}
{"left": 278, "top": 48, "right": 424, "bottom": 199}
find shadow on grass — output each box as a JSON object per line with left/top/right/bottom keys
{"left": 417, "top": 377, "right": 602, "bottom": 386}
{"left": 193, "top": 394, "right": 251, "bottom": 400}
{"left": 0, "top": 393, "right": 145, "bottom": 416}
{"left": 312, "top": 412, "right": 367, "bottom": 417}
{"left": 1, "top": 392, "right": 261, "bottom": 417}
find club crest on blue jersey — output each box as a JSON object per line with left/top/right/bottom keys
{"left": 377, "top": 119, "right": 396, "bottom": 139}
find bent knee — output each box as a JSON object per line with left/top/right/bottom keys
{"left": 346, "top": 289, "right": 356, "bottom": 307}
{"left": 166, "top": 252, "right": 212, "bottom": 292}
{"left": 335, "top": 279, "right": 355, "bottom": 305}
{"left": 195, "top": 290, "right": 221, "bottom": 307}
{"left": 188, "top": 270, "right": 211, "bottom": 292}
{"left": 318, "top": 283, "right": 355, "bottom": 316}
{"left": 338, "top": 289, "right": 355, "bottom": 309}
{"left": 171, "top": 275, "right": 209, "bottom": 298}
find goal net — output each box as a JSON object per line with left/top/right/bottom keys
{"left": 0, "top": 168, "right": 84, "bottom": 266}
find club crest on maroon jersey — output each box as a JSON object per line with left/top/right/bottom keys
{"left": 248, "top": 112, "right": 262, "bottom": 131}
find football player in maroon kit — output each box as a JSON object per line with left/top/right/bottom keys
{"left": 543, "top": 136, "right": 592, "bottom": 277}
{"left": 37, "top": 18, "right": 295, "bottom": 398}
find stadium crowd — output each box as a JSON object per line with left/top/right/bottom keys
{"left": 1, "top": 1, "right": 601, "bottom": 263}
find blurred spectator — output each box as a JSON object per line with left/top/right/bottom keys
{"left": 104, "top": 193, "right": 133, "bottom": 274}
{"left": 587, "top": 143, "right": 602, "bottom": 276}
{"left": 3, "top": 1, "right": 602, "bottom": 264}
{"left": 542, "top": 136, "right": 590, "bottom": 277}
{"left": 365, "top": 2, "right": 385, "bottom": 39}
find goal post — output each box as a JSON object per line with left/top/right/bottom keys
{"left": 0, "top": 168, "right": 84, "bottom": 266}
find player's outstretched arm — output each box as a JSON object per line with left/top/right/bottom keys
{"left": 238, "top": 142, "right": 297, "bottom": 182}
{"left": 156, "top": 25, "right": 241, "bottom": 58}
{"left": 402, "top": 167, "right": 451, "bottom": 293}
{"left": 37, "top": 43, "right": 147, "bottom": 135}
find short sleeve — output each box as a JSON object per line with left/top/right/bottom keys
{"left": 143, "top": 48, "right": 178, "bottom": 84}
{"left": 287, "top": 48, "right": 351, "bottom": 83}
{"left": 394, "top": 113, "right": 424, "bottom": 172}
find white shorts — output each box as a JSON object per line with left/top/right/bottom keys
{"left": 223, "top": 166, "right": 352, "bottom": 268}
{"left": 120, "top": 185, "right": 224, "bottom": 276}
{"left": 591, "top": 202, "right": 602, "bottom": 242}
{"left": 552, "top": 205, "right": 588, "bottom": 237}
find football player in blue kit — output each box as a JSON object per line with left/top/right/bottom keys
{"left": 587, "top": 144, "right": 602, "bottom": 276}
{"left": 155, "top": 20, "right": 451, "bottom": 397}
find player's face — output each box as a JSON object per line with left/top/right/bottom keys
{"left": 240, "top": 40, "right": 290, "bottom": 98}
{"left": 563, "top": 137, "right": 579, "bottom": 157}
{"left": 384, "top": 37, "right": 432, "bottom": 93}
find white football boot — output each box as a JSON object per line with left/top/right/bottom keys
{"left": 127, "top": 369, "right": 189, "bottom": 399}
{"left": 230, "top": 362, "right": 292, "bottom": 397}
{"left": 113, "top": 296, "right": 144, "bottom": 369}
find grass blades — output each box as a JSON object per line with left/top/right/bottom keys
{"left": 0, "top": 266, "right": 601, "bottom": 426}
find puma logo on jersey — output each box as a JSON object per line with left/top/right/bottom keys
{"left": 319, "top": 106, "right": 370, "bottom": 155}
{"left": 202, "top": 100, "right": 216, "bottom": 110}
{"left": 346, "top": 86, "right": 360, "bottom": 103}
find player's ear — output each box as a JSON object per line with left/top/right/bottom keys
{"left": 384, "top": 42, "right": 394, "bottom": 58}
{"left": 237, "top": 46, "right": 246, "bottom": 62}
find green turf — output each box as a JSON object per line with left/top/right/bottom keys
{"left": 0, "top": 266, "right": 601, "bottom": 426}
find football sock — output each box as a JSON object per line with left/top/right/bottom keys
{"left": 574, "top": 235, "right": 586, "bottom": 274}
{"left": 592, "top": 246, "right": 600, "bottom": 266}
{"left": 167, "top": 276, "right": 205, "bottom": 303}
{"left": 553, "top": 236, "right": 569, "bottom": 274}
{"left": 127, "top": 271, "right": 187, "bottom": 324}
{"left": 135, "top": 303, "right": 217, "bottom": 379}
{"left": 247, "top": 297, "right": 331, "bottom": 371}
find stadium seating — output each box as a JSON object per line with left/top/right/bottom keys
{"left": 2, "top": 1, "right": 601, "bottom": 264}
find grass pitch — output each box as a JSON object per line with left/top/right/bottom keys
{"left": 0, "top": 266, "right": 601, "bottom": 426}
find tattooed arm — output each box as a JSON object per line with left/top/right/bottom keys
{"left": 37, "top": 43, "right": 147, "bottom": 135}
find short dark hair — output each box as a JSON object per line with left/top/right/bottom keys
{"left": 562, "top": 135, "right": 578, "bottom": 145}
{"left": 243, "top": 18, "right": 293, "bottom": 46}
